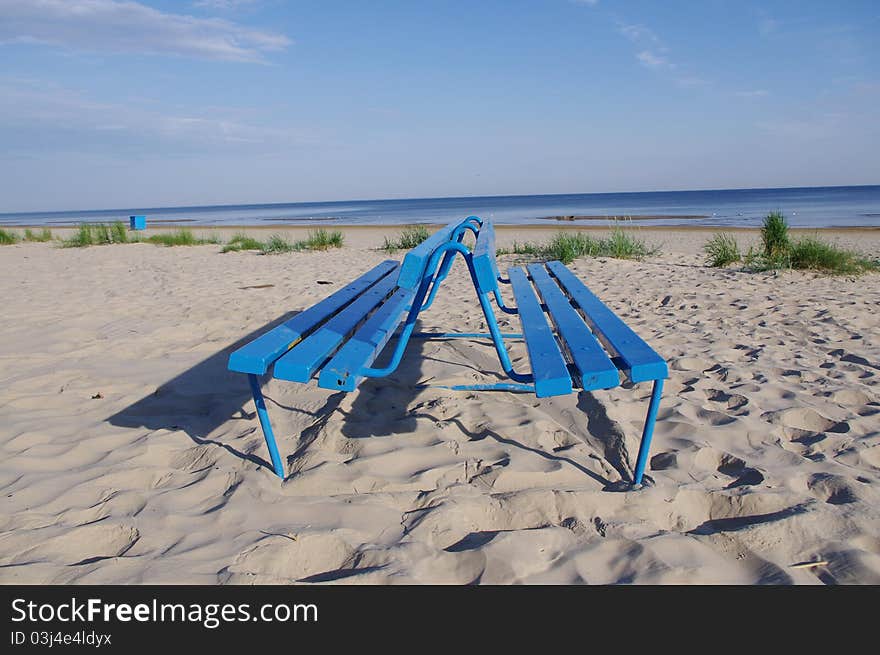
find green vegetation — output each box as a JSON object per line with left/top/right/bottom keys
{"left": 145, "top": 228, "right": 221, "bottom": 247}
{"left": 222, "top": 232, "right": 265, "bottom": 253}
{"left": 761, "top": 210, "right": 789, "bottom": 259}
{"left": 495, "top": 240, "right": 544, "bottom": 257}
{"left": 0, "top": 228, "right": 21, "bottom": 245}
{"left": 787, "top": 237, "right": 877, "bottom": 274}
{"left": 261, "top": 234, "right": 294, "bottom": 254}
{"left": 62, "top": 222, "right": 130, "bottom": 247}
{"left": 259, "top": 229, "right": 344, "bottom": 255}
{"left": 704, "top": 212, "right": 877, "bottom": 275}
{"left": 24, "top": 228, "right": 54, "bottom": 242}
{"left": 703, "top": 233, "right": 741, "bottom": 267}
{"left": 382, "top": 225, "right": 431, "bottom": 253}
{"left": 496, "top": 224, "right": 658, "bottom": 265}
{"left": 301, "top": 228, "right": 344, "bottom": 250}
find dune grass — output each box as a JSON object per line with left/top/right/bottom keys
{"left": 62, "top": 222, "right": 130, "bottom": 247}
{"left": 261, "top": 234, "right": 294, "bottom": 254}
{"left": 761, "top": 210, "right": 790, "bottom": 259}
{"left": 24, "top": 228, "right": 54, "bottom": 242}
{"left": 496, "top": 224, "right": 657, "bottom": 264}
{"left": 222, "top": 233, "right": 265, "bottom": 253}
{"left": 705, "top": 213, "right": 877, "bottom": 275}
{"left": 703, "top": 233, "right": 741, "bottom": 267}
{"left": 0, "top": 228, "right": 21, "bottom": 245}
{"left": 382, "top": 226, "right": 431, "bottom": 253}
{"left": 259, "top": 229, "right": 345, "bottom": 255}
{"left": 301, "top": 228, "right": 344, "bottom": 250}
{"left": 145, "top": 228, "right": 223, "bottom": 247}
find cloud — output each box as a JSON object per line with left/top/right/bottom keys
{"left": 0, "top": 0, "right": 290, "bottom": 63}
{"left": 617, "top": 22, "right": 662, "bottom": 46}
{"left": 0, "top": 77, "right": 315, "bottom": 156}
{"left": 736, "top": 89, "right": 769, "bottom": 98}
{"left": 571, "top": 0, "right": 599, "bottom": 6}
{"left": 193, "top": 0, "right": 257, "bottom": 9}
{"left": 636, "top": 50, "right": 669, "bottom": 69}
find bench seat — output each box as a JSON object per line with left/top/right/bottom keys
{"left": 507, "top": 261, "right": 668, "bottom": 397}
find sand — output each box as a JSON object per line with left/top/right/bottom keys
{"left": 1, "top": 225, "right": 879, "bottom": 584}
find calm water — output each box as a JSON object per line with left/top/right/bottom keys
{"left": 2, "top": 186, "right": 879, "bottom": 228}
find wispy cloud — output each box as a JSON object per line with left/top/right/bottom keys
{"left": 0, "top": 0, "right": 290, "bottom": 63}
{"left": 571, "top": 0, "right": 599, "bottom": 6}
{"left": 736, "top": 89, "right": 769, "bottom": 98}
{"left": 636, "top": 50, "right": 669, "bottom": 69}
{"left": 615, "top": 18, "right": 713, "bottom": 88}
{"left": 0, "top": 78, "right": 315, "bottom": 156}
{"left": 193, "top": 0, "right": 257, "bottom": 9}
{"left": 617, "top": 22, "right": 662, "bottom": 46}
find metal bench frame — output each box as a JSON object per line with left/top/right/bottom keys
{"left": 229, "top": 215, "right": 667, "bottom": 489}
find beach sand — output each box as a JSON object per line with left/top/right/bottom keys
{"left": 1, "top": 225, "right": 879, "bottom": 584}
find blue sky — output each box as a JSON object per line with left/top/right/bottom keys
{"left": 0, "top": 0, "right": 877, "bottom": 211}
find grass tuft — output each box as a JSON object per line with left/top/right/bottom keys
{"left": 787, "top": 237, "right": 877, "bottom": 274}
{"left": 24, "top": 228, "right": 54, "bottom": 242}
{"left": 63, "top": 222, "right": 129, "bottom": 247}
{"left": 301, "top": 228, "right": 344, "bottom": 250}
{"left": 222, "top": 232, "right": 264, "bottom": 253}
{"left": 0, "top": 228, "right": 21, "bottom": 245}
{"left": 725, "top": 213, "right": 877, "bottom": 275}
{"left": 383, "top": 226, "right": 431, "bottom": 253}
{"left": 703, "top": 233, "right": 741, "bottom": 267}
{"left": 145, "top": 228, "right": 220, "bottom": 247}
{"left": 496, "top": 223, "right": 657, "bottom": 265}
{"left": 261, "top": 234, "right": 294, "bottom": 254}
{"left": 761, "top": 210, "right": 789, "bottom": 259}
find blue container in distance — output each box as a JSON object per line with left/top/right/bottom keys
{"left": 130, "top": 215, "right": 146, "bottom": 230}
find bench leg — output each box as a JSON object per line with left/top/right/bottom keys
{"left": 632, "top": 379, "right": 664, "bottom": 487}
{"left": 248, "top": 373, "right": 285, "bottom": 480}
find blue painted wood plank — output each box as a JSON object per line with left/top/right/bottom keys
{"left": 546, "top": 261, "right": 668, "bottom": 383}
{"left": 227, "top": 260, "right": 399, "bottom": 375}
{"left": 527, "top": 263, "right": 621, "bottom": 391}
{"left": 507, "top": 267, "right": 572, "bottom": 397}
{"left": 317, "top": 287, "right": 415, "bottom": 391}
{"left": 395, "top": 220, "right": 460, "bottom": 291}
{"left": 472, "top": 219, "right": 500, "bottom": 293}
{"left": 273, "top": 274, "right": 399, "bottom": 382}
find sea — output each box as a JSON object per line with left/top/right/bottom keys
{"left": 2, "top": 185, "right": 879, "bottom": 229}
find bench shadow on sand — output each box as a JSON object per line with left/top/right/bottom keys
{"left": 108, "top": 312, "right": 624, "bottom": 487}
{"left": 107, "top": 311, "right": 338, "bottom": 475}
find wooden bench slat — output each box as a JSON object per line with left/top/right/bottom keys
{"left": 507, "top": 266, "right": 572, "bottom": 397}
{"left": 227, "top": 260, "right": 399, "bottom": 375}
{"left": 396, "top": 222, "right": 460, "bottom": 291}
{"left": 472, "top": 219, "right": 500, "bottom": 293}
{"left": 527, "top": 263, "right": 621, "bottom": 391}
{"left": 273, "top": 274, "right": 400, "bottom": 382}
{"left": 546, "top": 261, "right": 668, "bottom": 383}
{"left": 317, "top": 287, "right": 415, "bottom": 391}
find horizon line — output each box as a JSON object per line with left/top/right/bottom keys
{"left": 2, "top": 182, "right": 879, "bottom": 217}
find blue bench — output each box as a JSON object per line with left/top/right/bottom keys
{"left": 228, "top": 215, "right": 668, "bottom": 489}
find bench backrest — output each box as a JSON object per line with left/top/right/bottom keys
{"left": 395, "top": 220, "right": 463, "bottom": 291}
{"left": 471, "top": 219, "right": 499, "bottom": 294}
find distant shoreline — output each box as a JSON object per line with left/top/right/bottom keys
{"left": 5, "top": 222, "right": 879, "bottom": 233}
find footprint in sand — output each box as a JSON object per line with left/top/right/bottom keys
{"left": 691, "top": 448, "right": 764, "bottom": 488}
{"left": 764, "top": 408, "right": 850, "bottom": 443}
{"left": 671, "top": 357, "right": 711, "bottom": 372}
{"left": 705, "top": 388, "right": 749, "bottom": 413}
{"left": 806, "top": 473, "right": 862, "bottom": 505}
{"left": 226, "top": 533, "right": 355, "bottom": 583}
{"left": 20, "top": 523, "right": 139, "bottom": 566}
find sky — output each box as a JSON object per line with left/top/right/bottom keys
{"left": 0, "top": 0, "right": 878, "bottom": 212}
